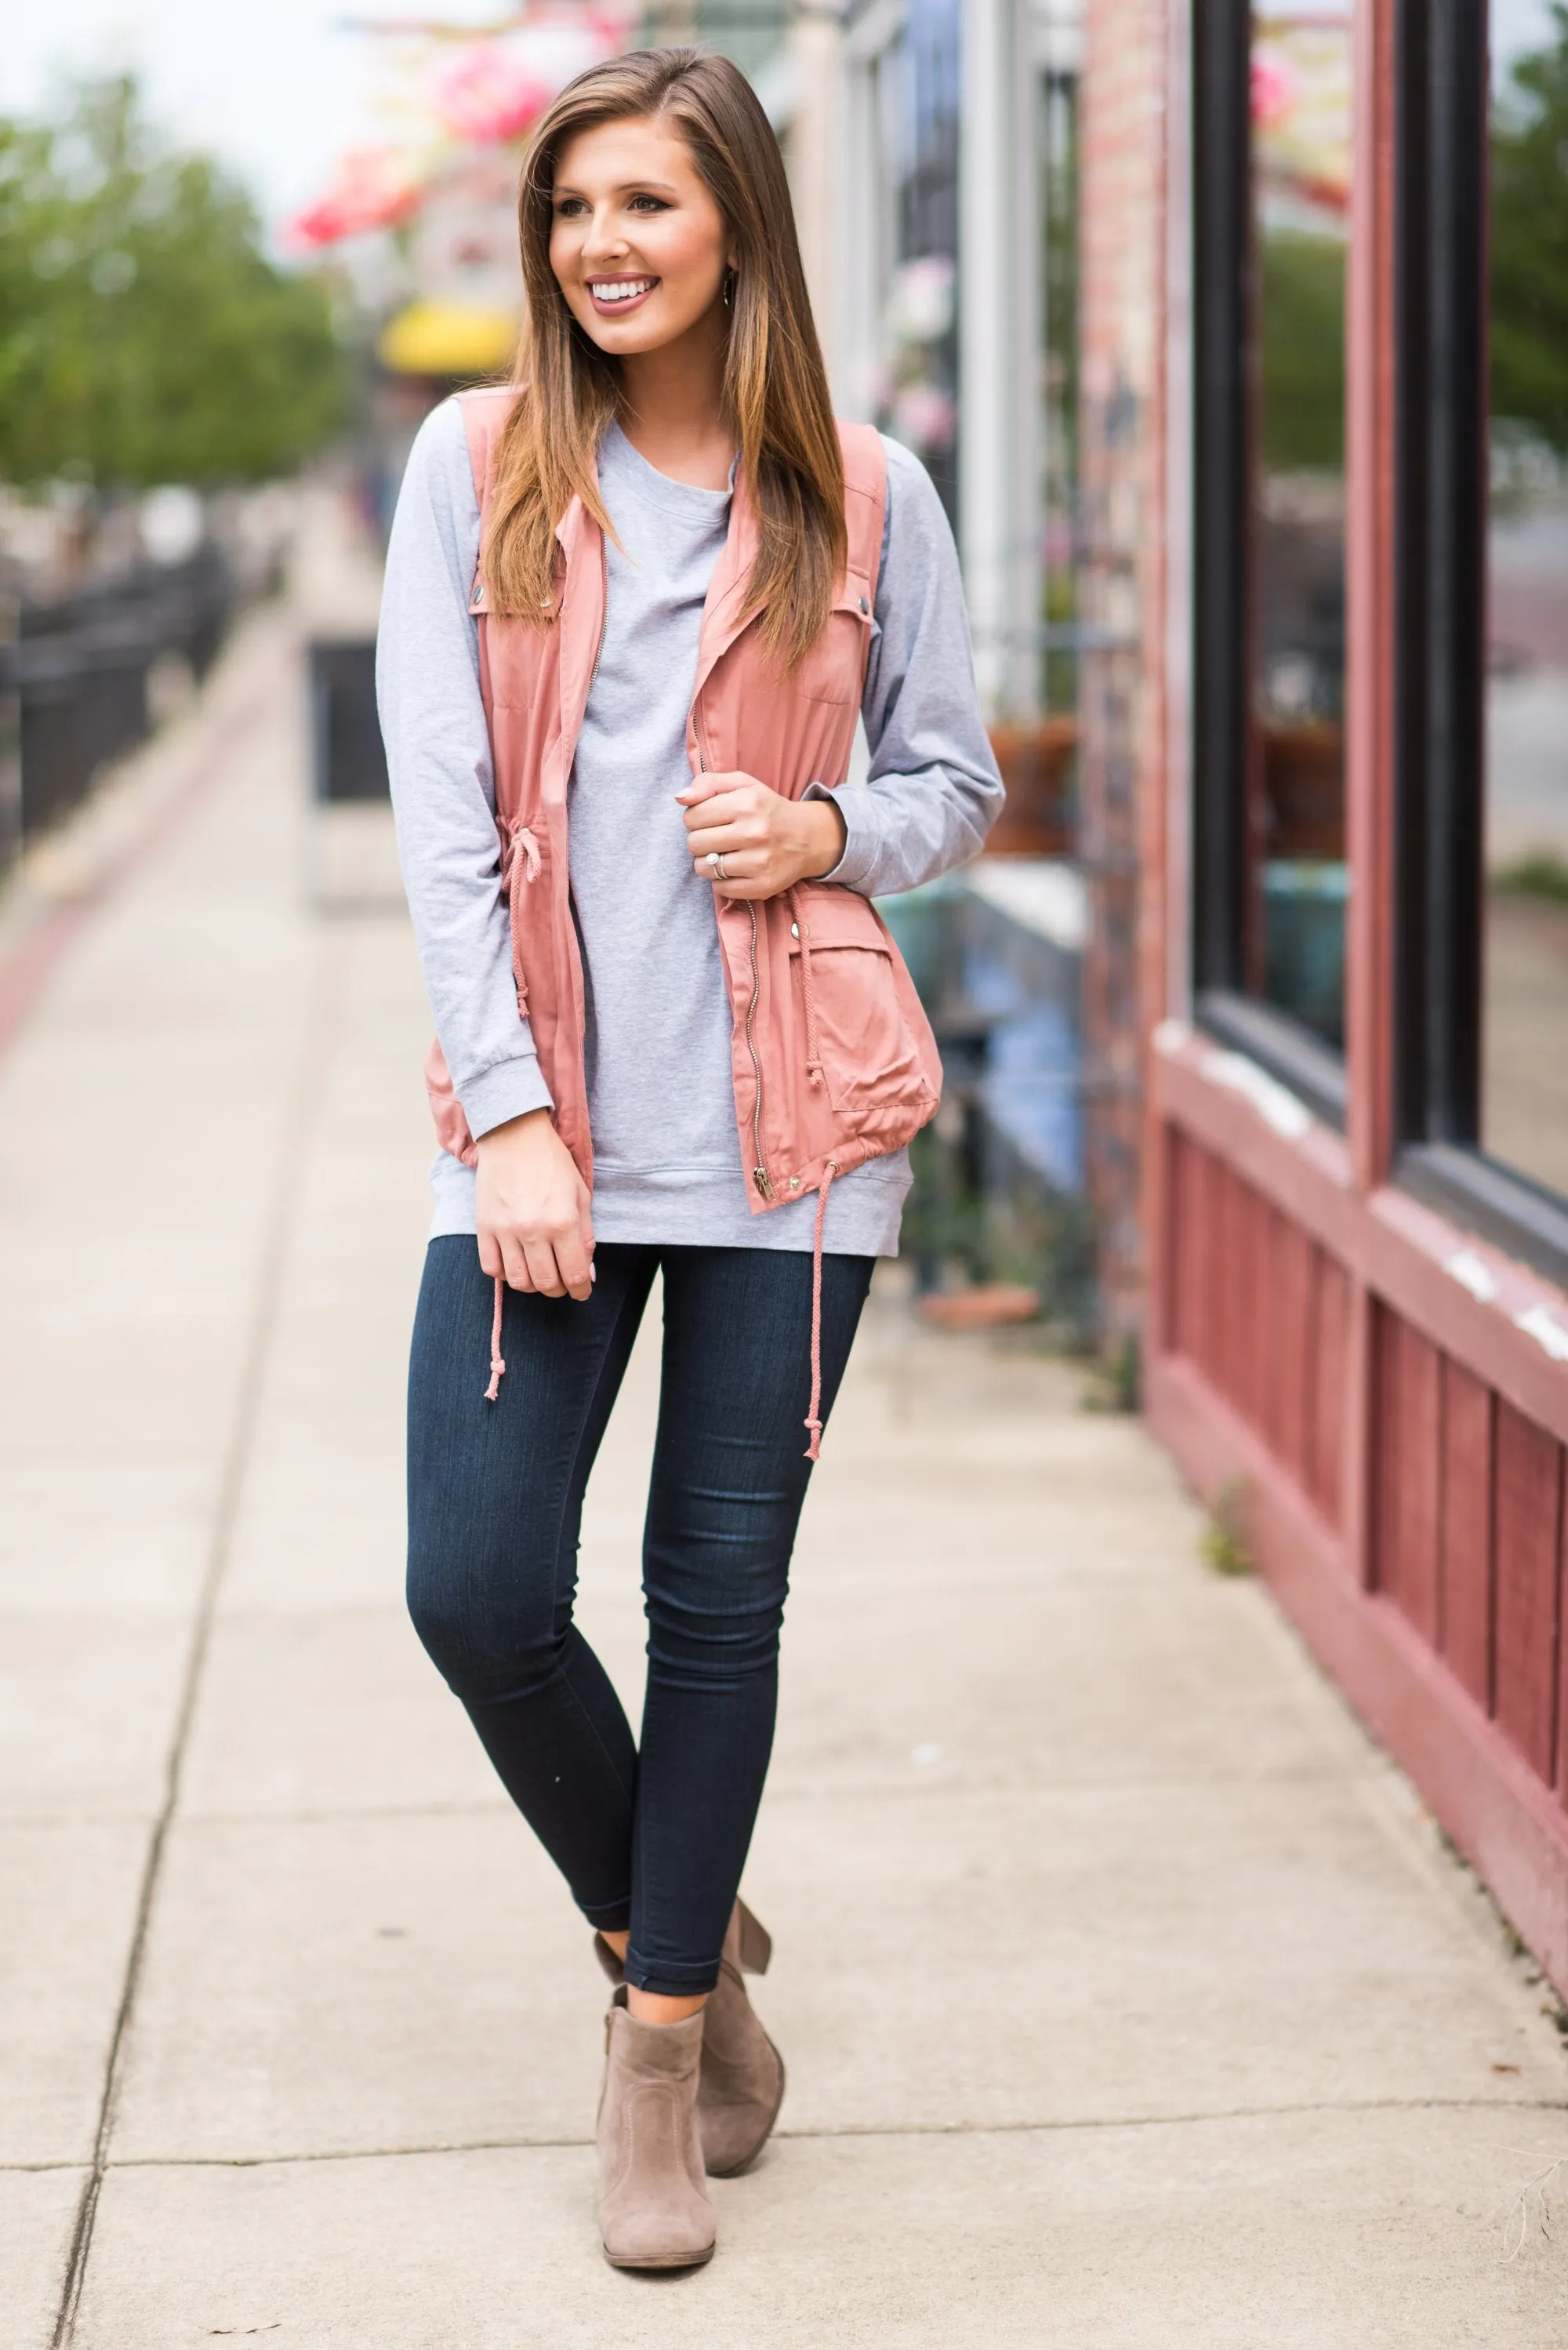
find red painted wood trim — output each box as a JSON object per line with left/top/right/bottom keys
{"left": 1493, "top": 1405, "right": 1564, "bottom": 1789}
{"left": 1149, "top": 1349, "right": 1568, "bottom": 1999}
{"left": 1344, "top": 1272, "right": 1377, "bottom": 1585}
{"left": 1440, "top": 1358, "right": 1494, "bottom": 1711}
{"left": 1155, "top": 1039, "right": 1359, "bottom": 1245}
{"left": 1311, "top": 1251, "right": 1352, "bottom": 1529}
{"left": 1155, "top": 1045, "right": 1568, "bottom": 1442}
{"left": 1378, "top": 1310, "right": 1443, "bottom": 1642}
{"left": 1345, "top": 0, "right": 1400, "bottom": 1193}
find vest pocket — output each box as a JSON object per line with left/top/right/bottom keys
{"left": 791, "top": 584, "right": 875, "bottom": 706}
{"left": 786, "top": 892, "right": 929, "bottom": 1122}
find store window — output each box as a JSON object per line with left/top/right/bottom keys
{"left": 1396, "top": 0, "right": 1568, "bottom": 1281}
{"left": 1193, "top": 0, "right": 1355, "bottom": 1114}
{"left": 1251, "top": 5, "right": 1353, "bottom": 1050}
{"left": 1482, "top": 2, "right": 1568, "bottom": 1197}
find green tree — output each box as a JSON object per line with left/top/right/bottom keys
{"left": 1259, "top": 231, "right": 1346, "bottom": 474}
{"left": 1492, "top": 4, "right": 1568, "bottom": 449}
{"left": 0, "top": 76, "right": 347, "bottom": 489}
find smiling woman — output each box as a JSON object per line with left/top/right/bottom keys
{"left": 548, "top": 116, "right": 739, "bottom": 474}
{"left": 485, "top": 49, "right": 848, "bottom": 664}
{"left": 374, "top": 43, "right": 1001, "bottom": 2279}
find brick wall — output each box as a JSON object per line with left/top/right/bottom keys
{"left": 1076, "top": 0, "right": 1168, "bottom": 1353}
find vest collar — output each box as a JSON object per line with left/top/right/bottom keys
{"left": 692, "top": 463, "right": 763, "bottom": 710}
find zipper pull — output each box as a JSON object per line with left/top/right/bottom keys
{"left": 753, "top": 1168, "right": 775, "bottom": 1201}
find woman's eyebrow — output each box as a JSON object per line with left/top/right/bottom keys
{"left": 552, "top": 177, "right": 684, "bottom": 202}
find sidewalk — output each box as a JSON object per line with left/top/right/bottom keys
{"left": 5, "top": 571, "right": 1568, "bottom": 2349}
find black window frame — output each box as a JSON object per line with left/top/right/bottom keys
{"left": 1191, "top": 0, "right": 1351, "bottom": 1133}
{"left": 1393, "top": 0, "right": 1568, "bottom": 1289}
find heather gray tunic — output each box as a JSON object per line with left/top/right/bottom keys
{"left": 378, "top": 401, "right": 1000, "bottom": 1255}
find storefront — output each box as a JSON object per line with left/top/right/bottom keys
{"left": 760, "top": 0, "right": 1568, "bottom": 1990}
{"left": 1138, "top": 0, "right": 1568, "bottom": 1992}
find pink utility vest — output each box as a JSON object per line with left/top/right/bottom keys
{"left": 430, "top": 387, "right": 943, "bottom": 1452}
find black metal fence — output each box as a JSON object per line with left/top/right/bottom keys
{"left": 0, "top": 549, "right": 235, "bottom": 874}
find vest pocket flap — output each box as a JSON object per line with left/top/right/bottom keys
{"left": 785, "top": 889, "right": 890, "bottom": 955}
{"left": 833, "top": 573, "right": 875, "bottom": 622}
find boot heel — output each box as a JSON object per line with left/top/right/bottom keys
{"left": 736, "top": 1898, "right": 771, "bottom": 1975}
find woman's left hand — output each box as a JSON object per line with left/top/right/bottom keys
{"left": 677, "top": 771, "right": 848, "bottom": 900}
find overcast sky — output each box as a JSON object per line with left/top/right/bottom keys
{"left": 0, "top": 2, "right": 503, "bottom": 239}
{"left": 1494, "top": 0, "right": 1560, "bottom": 79}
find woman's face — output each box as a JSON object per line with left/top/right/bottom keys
{"left": 549, "top": 114, "right": 734, "bottom": 355}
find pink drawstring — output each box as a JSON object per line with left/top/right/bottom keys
{"left": 503, "top": 819, "right": 543, "bottom": 888}
{"left": 484, "top": 1273, "right": 506, "bottom": 1402}
{"left": 502, "top": 819, "right": 543, "bottom": 996}
{"left": 502, "top": 820, "right": 542, "bottom": 1013}
{"left": 804, "top": 1159, "right": 838, "bottom": 1461}
{"left": 483, "top": 818, "right": 541, "bottom": 1401}
{"left": 788, "top": 895, "right": 837, "bottom": 1458}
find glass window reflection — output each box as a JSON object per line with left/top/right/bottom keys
{"left": 872, "top": 0, "right": 963, "bottom": 528}
{"left": 1483, "top": 2, "right": 1568, "bottom": 1196}
{"left": 1249, "top": 4, "right": 1352, "bottom": 1050}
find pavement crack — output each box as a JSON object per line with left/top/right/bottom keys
{"left": 16, "top": 2093, "right": 1562, "bottom": 2178}
{"left": 49, "top": 931, "right": 341, "bottom": 2350}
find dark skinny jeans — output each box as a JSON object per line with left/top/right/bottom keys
{"left": 406, "top": 1237, "right": 873, "bottom": 1996}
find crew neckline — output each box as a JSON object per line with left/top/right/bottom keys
{"left": 600, "top": 419, "right": 736, "bottom": 517}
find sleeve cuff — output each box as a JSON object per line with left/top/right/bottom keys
{"left": 459, "top": 1053, "right": 554, "bottom": 1140}
{"left": 804, "top": 782, "right": 881, "bottom": 894}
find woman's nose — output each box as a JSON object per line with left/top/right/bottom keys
{"left": 583, "top": 206, "right": 630, "bottom": 261}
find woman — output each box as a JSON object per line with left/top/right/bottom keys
{"left": 378, "top": 45, "right": 1000, "bottom": 2271}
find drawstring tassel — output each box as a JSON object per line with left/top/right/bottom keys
{"left": 505, "top": 820, "right": 543, "bottom": 888}
{"left": 804, "top": 1160, "right": 838, "bottom": 1461}
{"left": 502, "top": 822, "right": 543, "bottom": 1015}
{"left": 484, "top": 1273, "right": 506, "bottom": 1402}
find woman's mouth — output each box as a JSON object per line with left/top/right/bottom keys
{"left": 586, "top": 276, "right": 659, "bottom": 318}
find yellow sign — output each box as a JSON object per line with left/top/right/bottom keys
{"left": 378, "top": 300, "right": 517, "bottom": 379}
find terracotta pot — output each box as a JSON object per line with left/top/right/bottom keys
{"left": 985, "top": 717, "right": 1077, "bottom": 857}
{"left": 917, "top": 1284, "right": 1041, "bottom": 1329}
{"left": 1262, "top": 721, "right": 1345, "bottom": 859}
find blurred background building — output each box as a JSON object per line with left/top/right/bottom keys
{"left": 5, "top": 0, "right": 1568, "bottom": 1992}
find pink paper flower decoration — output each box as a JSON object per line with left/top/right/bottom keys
{"left": 1250, "top": 52, "right": 1299, "bottom": 126}
{"left": 434, "top": 44, "right": 551, "bottom": 146}
{"left": 286, "top": 149, "right": 423, "bottom": 248}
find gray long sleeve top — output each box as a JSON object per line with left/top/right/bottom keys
{"left": 377, "top": 399, "right": 1002, "bottom": 1255}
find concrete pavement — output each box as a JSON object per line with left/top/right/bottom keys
{"left": 5, "top": 545, "right": 1568, "bottom": 2347}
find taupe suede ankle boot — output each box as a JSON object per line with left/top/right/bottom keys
{"left": 596, "top": 1996, "right": 716, "bottom": 2271}
{"left": 593, "top": 1902, "right": 785, "bottom": 2179}
{"left": 697, "top": 1902, "right": 786, "bottom": 2177}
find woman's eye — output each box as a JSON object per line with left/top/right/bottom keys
{"left": 554, "top": 198, "right": 587, "bottom": 218}
{"left": 628, "top": 195, "right": 666, "bottom": 213}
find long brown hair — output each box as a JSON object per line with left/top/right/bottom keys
{"left": 481, "top": 47, "right": 846, "bottom": 665}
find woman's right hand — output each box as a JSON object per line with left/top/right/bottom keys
{"left": 474, "top": 1108, "right": 595, "bottom": 1301}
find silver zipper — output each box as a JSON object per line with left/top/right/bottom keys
{"left": 694, "top": 701, "right": 773, "bottom": 1202}
{"left": 746, "top": 900, "right": 773, "bottom": 1199}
